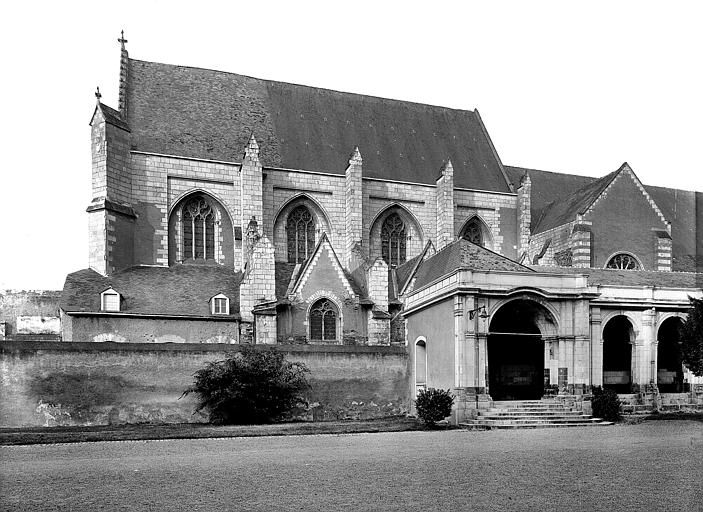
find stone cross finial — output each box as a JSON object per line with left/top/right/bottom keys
{"left": 95, "top": 86, "right": 102, "bottom": 103}
{"left": 118, "top": 30, "right": 128, "bottom": 50}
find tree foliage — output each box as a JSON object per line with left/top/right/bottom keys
{"left": 680, "top": 296, "right": 703, "bottom": 376}
{"left": 414, "top": 388, "right": 455, "bottom": 427}
{"left": 591, "top": 386, "right": 621, "bottom": 423}
{"left": 182, "top": 345, "right": 310, "bottom": 424}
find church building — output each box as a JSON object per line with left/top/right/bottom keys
{"left": 59, "top": 36, "right": 703, "bottom": 422}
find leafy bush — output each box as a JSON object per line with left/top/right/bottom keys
{"left": 680, "top": 296, "right": 703, "bottom": 376}
{"left": 182, "top": 345, "right": 310, "bottom": 424}
{"left": 591, "top": 386, "right": 622, "bottom": 422}
{"left": 415, "top": 388, "right": 455, "bottom": 427}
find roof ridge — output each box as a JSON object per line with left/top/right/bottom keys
{"left": 128, "top": 58, "right": 480, "bottom": 114}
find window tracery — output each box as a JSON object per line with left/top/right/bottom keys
{"left": 381, "top": 213, "right": 406, "bottom": 266}
{"left": 182, "top": 197, "right": 215, "bottom": 260}
{"left": 606, "top": 253, "right": 640, "bottom": 270}
{"left": 309, "top": 299, "right": 338, "bottom": 341}
{"left": 462, "top": 218, "right": 484, "bottom": 246}
{"left": 287, "top": 205, "right": 315, "bottom": 263}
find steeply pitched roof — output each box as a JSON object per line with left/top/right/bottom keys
{"left": 413, "top": 239, "right": 533, "bottom": 289}
{"left": 534, "top": 266, "right": 703, "bottom": 289}
{"left": 531, "top": 169, "right": 620, "bottom": 232}
{"left": 61, "top": 265, "right": 242, "bottom": 318}
{"left": 125, "top": 59, "right": 511, "bottom": 192}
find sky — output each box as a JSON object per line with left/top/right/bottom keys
{"left": 1, "top": 0, "right": 701, "bottom": 290}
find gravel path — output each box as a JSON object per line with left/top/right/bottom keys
{"left": 1, "top": 421, "right": 701, "bottom": 511}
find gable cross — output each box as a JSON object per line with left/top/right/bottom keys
{"left": 118, "top": 30, "right": 128, "bottom": 49}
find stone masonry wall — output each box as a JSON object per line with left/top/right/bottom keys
{"left": 454, "top": 189, "right": 517, "bottom": 258}
{"left": 0, "top": 342, "right": 409, "bottom": 427}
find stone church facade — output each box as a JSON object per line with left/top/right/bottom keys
{"left": 59, "top": 37, "right": 703, "bottom": 421}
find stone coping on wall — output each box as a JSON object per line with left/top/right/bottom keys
{"left": 0, "top": 341, "right": 407, "bottom": 355}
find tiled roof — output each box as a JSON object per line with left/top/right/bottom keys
{"left": 413, "top": 239, "right": 533, "bottom": 289}
{"left": 125, "top": 59, "right": 511, "bottom": 192}
{"left": 533, "top": 266, "right": 703, "bottom": 289}
{"left": 61, "top": 265, "right": 242, "bottom": 318}
{"left": 274, "top": 262, "right": 297, "bottom": 300}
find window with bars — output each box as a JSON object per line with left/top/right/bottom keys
{"left": 462, "top": 218, "right": 484, "bottom": 246}
{"left": 183, "top": 197, "right": 215, "bottom": 260}
{"left": 606, "top": 253, "right": 640, "bottom": 270}
{"left": 381, "top": 213, "right": 406, "bottom": 266}
{"left": 287, "top": 205, "right": 316, "bottom": 263}
{"left": 309, "top": 299, "right": 338, "bottom": 341}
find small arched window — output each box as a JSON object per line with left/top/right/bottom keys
{"left": 309, "top": 299, "right": 338, "bottom": 341}
{"left": 381, "top": 213, "right": 406, "bottom": 266}
{"left": 183, "top": 196, "right": 215, "bottom": 260}
{"left": 606, "top": 253, "right": 640, "bottom": 270}
{"left": 287, "top": 205, "right": 316, "bottom": 263}
{"left": 461, "top": 218, "right": 484, "bottom": 246}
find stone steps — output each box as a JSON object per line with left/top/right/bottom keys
{"left": 460, "top": 399, "right": 613, "bottom": 430}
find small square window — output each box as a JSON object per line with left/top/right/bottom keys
{"left": 102, "top": 292, "right": 120, "bottom": 312}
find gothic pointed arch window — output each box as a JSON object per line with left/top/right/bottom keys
{"left": 287, "top": 205, "right": 316, "bottom": 263}
{"left": 606, "top": 253, "right": 641, "bottom": 270}
{"left": 309, "top": 298, "right": 338, "bottom": 341}
{"left": 381, "top": 213, "right": 406, "bottom": 266}
{"left": 182, "top": 196, "right": 215, "bottom": 260}
{"left": 462, "top": 217, "right": 484, "bottom": 246}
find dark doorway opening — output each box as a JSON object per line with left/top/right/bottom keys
{"left": 488, "top": 299, "right": 548, "bottom": 400}
{"left": 603, "top": 316, "right": 633, "bottom": 393}
{"left": 657, "top": 317, "right": 684, "bottom": 392}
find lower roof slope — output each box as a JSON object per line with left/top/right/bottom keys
{"left": 413, "top": 239, "right": 533, "bottom": 290}
{"left": 126, "top": 59, "right": 511, "bottom": 192}
{"left": 61, "top": 264, "right": 242, "bottom": 318}
{"left": 533, "top": 266, "right": 703, "bottom": 289}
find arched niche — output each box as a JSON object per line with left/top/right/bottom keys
{"left": 415, "top": 337, "right": 427, "bottom": 396}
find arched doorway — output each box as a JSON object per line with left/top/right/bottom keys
{"left": 488, "top": 299, "right": 555, "bottom": 400}
{"left": 602, "top": 316, "right": 633, "bottom": 393}
{"left": 657, "top": 317, "right": 684, "bottom": 392}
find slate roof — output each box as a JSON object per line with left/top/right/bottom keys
{"left": 125, "top": 58, "right": 511, "bottom": 192}
{"left": 529, "top": 168, "right": 620, "bottom": 233}
{"left": 96, "top": 103, "right": 130, "bottom": 131}
{"left": 533, "top": 266, "right": 703, "bottom": 289}
{"left": 506, "top": 164, "right": 703, "bottom": 272}
{"left": 274, "top": 262, "right": 297, "bottom": 300}
{"left": 413, "top": 239, "right": 533, "bottom": 289}
{"left": 61, "top": 265, "right": 242, "bottom": 318}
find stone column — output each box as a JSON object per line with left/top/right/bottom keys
{"left": 590, "top": 307, "right": 603, "bottom": 387}
{"left": 557, "top": 337, "right": 568, "bottom": 392}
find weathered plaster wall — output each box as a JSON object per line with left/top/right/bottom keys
{"left": 63, "top": 316, "right": 241, "bottom": 344}
{"left": 0, "top": 342, "right": 410, "bottom": 427}
{"left": 406, "top": 300, "right": 455, "bottom": 393}
{"left": 0, "top": 290, "right": 61, "bottom": 337}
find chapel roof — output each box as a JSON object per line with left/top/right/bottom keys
{"left": 60, "top": 264, "right": 242, "bottom": 318}
{"left": 124, "top": 58, "right": 512, "bottom": 192}
{"left": 412, "top": 239, "right": 533, "bottom": 289}
{"left": 506, "top": 164, "right": 703, "bottom": 272}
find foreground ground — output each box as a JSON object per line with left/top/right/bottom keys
{"left": 1, "top": 421, "right": 701, "bottom": 511}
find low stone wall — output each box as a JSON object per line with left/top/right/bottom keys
{"left": 0, "top": 341, "right": 410, "bottom": 427}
